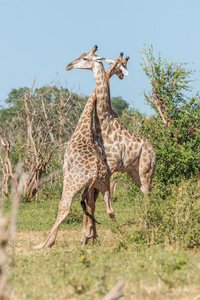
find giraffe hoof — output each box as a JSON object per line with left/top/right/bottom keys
{"left": 81, "top": 238, "right": 87, "bottom": 247}
{"left": 81, "top": 233, "right": 96, "bottom": 246}
{"left": 109, "top": 212, "right": 116, "bottom": 221}
{"left": 46, "top": 243, "right": 54, "bottom": 248}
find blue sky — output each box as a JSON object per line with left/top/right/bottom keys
{"left": 1, "top": 0, "right": 200, "bottom": 115}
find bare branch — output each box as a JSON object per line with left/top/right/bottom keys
{"left": 137, "top": 50, "right": 150, "bottom": 66}
{"left": 103, "top": 281, "right": 125, "bottom": 300}
{"left": 40, "top": 95, "right": 56, "bottom": 144}
{"left": 0, "top": 136, "right": 18, "bottom": 196}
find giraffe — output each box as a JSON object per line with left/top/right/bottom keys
{"left": 80, "top": 54, "right": 130, "bottom": 244}
{"left": 33, "top": 46, "right": 127, "bottom": 249}
{"left": 68, "top": 50, "right": 156, "bottom": 245}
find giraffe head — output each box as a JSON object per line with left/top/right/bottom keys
{"left": 66, "top": 45, "right": 105, "bottom": 71}
{"left": 106, "top": 53, "right": 130, "bottom": 80}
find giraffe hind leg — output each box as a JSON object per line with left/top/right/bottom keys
{"left": 92, "top": 188, "right": 99, "bottom": 241}
{"left": 33, "top": 207, "right": 70, "bottom": 249}
{"left": 127, "top": 167, "right": 153, "bottom": 194}
{"left": 45, "top": 228, "right": 58, "bottom": 248}
{"left": 80, "top": 198, "right": 100, "bottom": 225}
{"left": 81, "top": 188, "right": 99, "bottom": 246}
{"left": 33, "top": 177, "right": 93, "bottom": 249}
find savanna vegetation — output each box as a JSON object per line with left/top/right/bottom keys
{"left": 0, "top": 46, "right": 200, "bottom": 299}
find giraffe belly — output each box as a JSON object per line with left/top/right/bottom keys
{"left": 98, "top": 140, "right": 121, "bottom": 172}
{"left": 93, "top": 178, "right": 109, "bottom": 191}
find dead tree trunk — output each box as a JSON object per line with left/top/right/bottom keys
{"left": 0, "top": 136, "right": 18, "bottom": 197}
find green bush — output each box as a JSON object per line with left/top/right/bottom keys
{"left": 123, "top": 46, "right": 200, "bottom": 188}
{"left": 127, "top": 180, "right": 200, "bottom": 248}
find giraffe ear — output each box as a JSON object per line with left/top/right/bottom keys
{"left": 105, "top": 59, "right": 115, "bottom": 65}
{"left": 120, "top": 65, "right": 129, "bottom": 76}
{"left": 96, "top": 56, "right": 105, "bottom": 61}
{"left": 92, "top": 56, "right": 105, "bottom": 62}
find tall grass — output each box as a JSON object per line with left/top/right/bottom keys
{"left": 114, "top": 179, "right": 200, "bottom": 248}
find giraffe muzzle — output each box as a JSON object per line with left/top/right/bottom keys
{"left": 66, "top": 63, "right": 73, "bottom": 71}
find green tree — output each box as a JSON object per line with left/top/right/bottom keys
{"left": 5, "top": 87, "right": 29, "bottom": 105}
{"left": 120, "top": 107, "right": 145, "bottom": 133}
{"left": 111, "top": 96, "right": 129, "bottom": 116}
{"left": 139, "top": 45, "right": 200, "bottom": 187}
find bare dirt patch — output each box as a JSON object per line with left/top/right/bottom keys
{"left": 12, "top": 227, "right": 117, "bottom": 253}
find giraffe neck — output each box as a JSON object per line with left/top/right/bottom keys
{"left": 73, "top": 62, "right": 112, "bottom": 136}
{"left": 106, "top": 61, "right": 118, "bottom": 80}
{"left": 74, "top": 62, "right": 115, "bottom": 136}
{"left": 92, "top": 63, "right": 111, "bottom": 124}
{"left": 74, "top": 90, "right": 95, "bottom": 134}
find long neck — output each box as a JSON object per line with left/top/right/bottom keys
{"left": 74, "top": 90, "right": 96, "bottom": 134}
{"left": 106, "top": 62, "right": 118, "bottom": 80}
{"left": 74, "top": 63, "right": 115, "bottom": 135}
{"left": 92, "top": 63, "right": 111, "bottom": 123}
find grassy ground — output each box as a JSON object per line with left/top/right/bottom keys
{"left": 4, "top": 182, "right": 200, "bottom": 299}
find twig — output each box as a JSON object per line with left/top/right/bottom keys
{"left": 103, "top": 281, "right": 125, "bottom": 300}
{"left": 136, "top": 50, "right": 150, "bottom": 67}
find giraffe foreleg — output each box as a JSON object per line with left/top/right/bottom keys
{"left": 102, "top": 190, "right": 116, "bottom": 221}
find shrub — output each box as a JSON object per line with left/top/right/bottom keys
{"left": 127, "top": 180, "right": 200, "bottom": 248}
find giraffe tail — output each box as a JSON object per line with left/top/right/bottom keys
{"left": 80, "top": 199, "right": 101, "bottom": 224}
